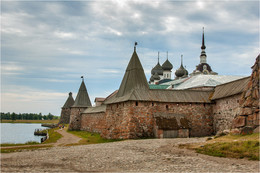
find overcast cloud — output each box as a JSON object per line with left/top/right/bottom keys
{"left": 1, "top": 0, "right": 259, "bottom": 115}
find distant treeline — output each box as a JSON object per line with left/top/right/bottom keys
{"left": 0, "top": 112, "right": 59, "bottom": 120}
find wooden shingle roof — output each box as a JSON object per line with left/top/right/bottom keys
{"left": 62, "top": 92, "right": 75, "bottom": 108}
{"left": 72, "top": 81, "right": 92, "bottom": 107}
{"left": 211, "top": 76, "right": 250, "bottom": 100}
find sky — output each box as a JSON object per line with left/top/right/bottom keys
{"left": 1, "top": 0, "right": 259, "bottom": 116}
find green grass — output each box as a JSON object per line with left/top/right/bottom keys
{"left": 195, "top": 133, "right": 260, "bottom": 160}
{"left": 1, "top": 141, "right": 40, "bottom": 147}
{"left": 67, "top": 130, "right": 122, "bottom": 146}
{"left": 1, "top": 145, "right": 52, "bottom": 153}
{"left": 1, "top": 119, "right": 59, "bottom": 124}
{"left": 42, "top": 127, "right": 63, "bottom": 144}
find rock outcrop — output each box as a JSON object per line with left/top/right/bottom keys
{"left": 232, "top": 55, "right": 259, "bottom": 131}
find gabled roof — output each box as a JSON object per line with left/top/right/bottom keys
{"left": 116, "top": 50, "right": 149, "bottom": 98}
{"left": 72, "top": 81, "right": 92, "bottom": 107}
{"left": 62, "top": 92, "right": 75, "bottom": 108}
{"left": 211, "top": 76, "right": 250, "bottom": 100}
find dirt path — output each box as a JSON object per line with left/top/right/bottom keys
{"left": 1, "top": 138, "right": 259, "bottom": 172}
{"left": 53, "top": 128, "right": 81, "bottom": 146}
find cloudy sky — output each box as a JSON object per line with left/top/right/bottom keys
{"left": 1, "top": 0, "right": 259, "bottom": 116}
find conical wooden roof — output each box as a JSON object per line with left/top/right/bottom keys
{"left": 116, "top": 50, "right": 149, "bottom": 98}
{"left": 72, "top": 81, "right": 92, "bottom": 107}
{"left": 62, "top": 92, "right": 75, "bottom": 108}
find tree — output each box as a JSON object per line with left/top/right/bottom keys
{"left": 11, "top": 112, "right": 16, "bottom": 120}
{"left": 47, "top": 113, "right": 54, "bottom": 120}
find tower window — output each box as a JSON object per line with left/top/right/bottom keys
{"left": 136, "top": 101, "right": 138, "bottom": 106}
{"left": 166, "top": 105, "right": 169, "bottom": 110}
{"left": 152, "top": 102, "right": 154, "bottom": 106}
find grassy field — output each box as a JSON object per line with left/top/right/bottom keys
{"left": 1, "top": 119, "right": 59, "bottom": 124}
{"left": 1, "top": 141, "right": 40, "bottom": 147}
{"left": 42, "top": 127, "right": 63, "bottom": 144}
{"left": 67, "top": 130, "right": 122, "bottom": 146}
{"left": 183, "top": 133, "right": 260, "bottom": 161}
{"left": 1, "top": 145, "right": 53, "bottom": 153}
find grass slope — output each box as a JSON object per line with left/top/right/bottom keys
{"left": 196, "top": 133, "right": 260, "bottom": 160}
{"left": 67, "top": 130, "right": 122, "bottom": 146}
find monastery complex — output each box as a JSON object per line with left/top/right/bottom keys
{"left": 59, "top": 30, "right": 259, "bottom": 139}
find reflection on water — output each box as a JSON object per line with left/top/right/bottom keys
{"left": 0, "top": 123, "right": 48, "bottom": 144}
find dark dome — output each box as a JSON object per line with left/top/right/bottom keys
{"left": 150, "top": 75, "right": 154, "bottom": 82}
{"left": 151, "top": 62, "right": 163, "bottom": 75}
{"left": 184, "top": 68, "right": 189, "bottom": 76}
{"left": 196, "top": 63, "right": 212, "bottom": 72}
{"left": 175, "top": 64, "right": 187, "bottom": 78}
{"left": 153, "top": 72, "right": 160, "bottom": 80}
{"left": 162, "top": 59, "right": 173, "bottom": 71}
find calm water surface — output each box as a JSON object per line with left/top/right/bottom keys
{"left": 1, "top": 123, "right": 48, "bottom": 144}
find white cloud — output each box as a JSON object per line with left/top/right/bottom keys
{"left": 98, "top": 69, "right": 120, "bottom": 74}
{"left": 1, "top": 86, "right": 67, "bottom": 115}
{"left": 54, "top": 31, "right": 76, "bottom": 39}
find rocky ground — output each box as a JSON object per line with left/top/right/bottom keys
{"left": 1, "top": 137, "right": 259, "bottom": 172}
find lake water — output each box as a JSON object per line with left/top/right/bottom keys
{"left": 0, "top": 123, "right": 49, "bottom": 144}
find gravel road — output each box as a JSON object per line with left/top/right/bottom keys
{"left": 1, "top": 138, "right": 259, "bottom": 172}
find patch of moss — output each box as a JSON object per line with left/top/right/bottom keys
{"left": 196, "top": 140, "right": 259, "bottom": 160}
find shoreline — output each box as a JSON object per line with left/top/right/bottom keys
{"left": 0, "top": 119, "right": 59, "bottom": 124}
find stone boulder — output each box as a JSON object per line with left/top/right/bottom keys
{"left": 240, "top": 126, "right": 254, "bottom": 135}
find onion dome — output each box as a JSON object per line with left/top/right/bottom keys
{"left": 151, "top": 52, "right": 164, "bottom": 75}
{"left": 175, "top": 65, "right": 185, "bottom": 77}
{"left": 150, "top": 75, "right": 154, "bottom": 82}
{"left": 162, "top": 59, "right": 173, "bottom": 71}
{"left": 175, "top": 55, "right": 188, "bottom": 78}
{"left": 152, "top": 62, "right": 163, "bottom": 75}
{"left": 153, "top": 72, "right": 160, "bottom": 80}
{"left": 184, "top": 68, "right": 189, "bottom": 76}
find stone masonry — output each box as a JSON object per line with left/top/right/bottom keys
{"left": 233, "top": 55, "right": 259, "bottom": 129}
{"left": 81, "top": 101, "right": 213, "bottom": 139}
{"left": 213, "top": 94, "right": 241, "bottom": 134}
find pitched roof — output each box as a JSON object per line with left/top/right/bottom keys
{"left": 211, "top": 76, "right": 250, "bottom": 100}
{"left": 173, "top": 75, "right": 246, "bottom": 90}
{"left": 62, "top": 92, "right": 75, "bottom": 108}
{"left": 105, "top": 89, "right": 213, "bottom": 104}
{"left": 72, "top": 81, "right": 92, "bottom": 107}
{"left": 94, "top": 97, "right": 106, "bottom": 102}
{"left": 82, "top": 104, "right": 106, "bottom": 114}
{"left": 116, "top": 50, "right": 149, "bottom": 98}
